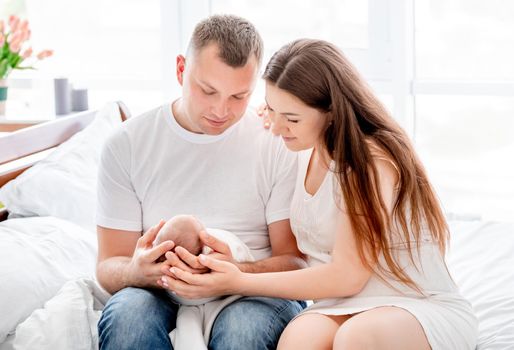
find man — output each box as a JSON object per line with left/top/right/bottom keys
{"left": 96, "top": 14, "right": 306, "bottom": 349}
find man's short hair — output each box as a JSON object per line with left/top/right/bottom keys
{"left": 188, "top": 14, "right": 263, "bottom": 67}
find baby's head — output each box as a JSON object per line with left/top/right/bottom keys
{"left": 153, "top": 215, "right": 204, "bottom": 261}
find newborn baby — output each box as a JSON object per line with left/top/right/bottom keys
{"left": 153, "top": 215, "right": 255, "bottom": 350}
{"left": 153, "top": 214, "right": 207, "bottom": 263}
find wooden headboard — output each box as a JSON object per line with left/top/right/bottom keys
{"left": 0, "top": 102, "right": 130, "bottom": 220}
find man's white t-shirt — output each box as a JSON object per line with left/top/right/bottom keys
{"left": 96, "top": 103, "right": 297, "bottom": 260}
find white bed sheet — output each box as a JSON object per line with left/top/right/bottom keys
{"left": 0, "top": 216, "right": 97, "bottom": 343}
{"left": 1, "top": 217, "right": 512, "bottom": 349}
{"left": 2, "top": 278, "right": 109, "bottom": 350}
{"left": 447, "top": 220, "right": 514, "bottom": 349}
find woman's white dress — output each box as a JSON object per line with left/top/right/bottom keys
{"left": 290, "top": 148, "right": 478, "bottom": 350}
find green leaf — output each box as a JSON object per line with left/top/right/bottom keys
{"left": 14, "top": 66, "right": 35, "bottom": 70}
{"left": 0, "top": 58, "right": 8, "bottom": 78}
{"left": 8, "top": 52, "right": 20, "bottom": 67}
{"left": 12, "top": 55, "right": 22, "bottom": 68}
{"left": 1, "top": 43, "right": 9, "bottom": 59}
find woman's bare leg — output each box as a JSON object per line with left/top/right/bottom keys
{"left": 333, "top": 306, "right": 431, "bottom": 350}
{"left": 278, "top": 313, "right": 351, "bottom": 350}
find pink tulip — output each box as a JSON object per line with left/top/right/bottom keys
{"left": 20, "top": 29, "right": 30, "bottom": 43}
{"left": 36, "top": 49, "right": 53, "bottom": 60}
{"left": 9, "top": 41, "right": 21, "bottom": 53}
{"left": 21, "top": 47, "right": 33, "bottom": 59}
{"left": 8, "top": 15, "right": 20, "bottom": 33}
{"left": 7, "top": 31, "right": 20, "bottom": 44}
{"left": 19, "top": 20, "right": 29, "bottom": 32}
{"left": 1, "top": 15, "right": 52, "bottom": 77}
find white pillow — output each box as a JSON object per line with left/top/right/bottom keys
{"left": 0, "top": 102, "right": 122, "bottom": 232}
{"left": 0, "top": 216, "right": 97, "bottom": 343}
{"left": 447, "top": 220, "right": 514, "bottom": 349}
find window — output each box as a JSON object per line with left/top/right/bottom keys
{"left": 211, "top": 0, "right": 369, "bottom": 52}
{"left": 416, "top": 96, "right": 514, "bottom": 220}
{"left": 7, "top": 0, "right": 166, "bottom": 115}
{"left": 3, "top": 0, "right": 512, "bottom": 220}
{"left": 413, "top": 1, "right": 514, "bottom": 220}
{"left": 415, "top": 0, "right": 514, "bottom": 80}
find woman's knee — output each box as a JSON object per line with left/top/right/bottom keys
{"left": 333, "top": 320, "right": 374, "bottom": 350}
{"left": 278, "top": 313, "right": 340, "bottom": 350}
{"left": 333, "top": 307, "right": 431, "bottom": 350}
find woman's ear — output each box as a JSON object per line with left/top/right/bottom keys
{"left": 325, "top": 111, "right": 334, "bottom": 127}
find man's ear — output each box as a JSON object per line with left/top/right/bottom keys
{"left": 176, "top": 55, "right": 186, "bottom": 85}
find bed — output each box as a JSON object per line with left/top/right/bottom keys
{"left": 0, "top": 102, "right": 513, "bottom": 349}
{"left": 0, "top": 102, "right": 128, "bottom": 349}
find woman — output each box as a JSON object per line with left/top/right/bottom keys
{"left": 169, "top": 39, "right": 478, "bottom": 349}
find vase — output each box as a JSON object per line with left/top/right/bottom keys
{"left": 0, "top": 79, "right": 7, "bottom": 116}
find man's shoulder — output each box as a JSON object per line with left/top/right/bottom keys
{"left": 122, "top": 105, "right": 163, "bottom": 132}
{"left": 231, "top": 108, "right": 297, "bottom": 168}
{"left": 104, "top": 105, "right": 163, "bottom": 149}
{"left": 235, "top": 107, "right": 261, "bottom": 131}
{"left": 235, "top": 108, "right": 280, "bottom": 146}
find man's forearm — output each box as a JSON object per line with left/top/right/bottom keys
{"left": 96, "top": 257, "right": 132, "bottom": 295}
{"left": 235, "top": 254, "right": 307, "bottom": 273}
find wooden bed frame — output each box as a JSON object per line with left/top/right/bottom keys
{"left": 0, "top": 102, "right": 129, "bottom": 221}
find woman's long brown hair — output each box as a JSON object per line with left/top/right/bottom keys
{"left": 263, "top": 39, "right": 449, "bottom": 290}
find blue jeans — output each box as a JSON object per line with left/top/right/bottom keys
{"left": 98, "top": 287, "right": 306, "bottom": 350}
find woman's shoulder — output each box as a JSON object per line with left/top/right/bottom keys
{"left": 364, "top": 138, "right": 400, "bottom": 189}
{"left": 364, "top": 138, "right": 390, "bottom": 160}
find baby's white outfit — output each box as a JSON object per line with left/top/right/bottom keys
{"left": 169, "top": 228, "right": 255, "bottom": 350}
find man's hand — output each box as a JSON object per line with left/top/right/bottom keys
{"left": 123, "top": 220, "right": 175, "bottom": 288}
{"left": 199, "top": 230, "right": 235, "bottom": 263}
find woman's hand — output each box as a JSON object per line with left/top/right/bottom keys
{"left": 257, "top": 103, "right": 271, "bottom": 129}
{"left": 158, "top": 255, "right": 244, "bottom": 299}
{"left": 159, "top": 230, "right": 235, "bottom": 281}
{"left": 161, "top": 248, "right": 210, "bottom": 276}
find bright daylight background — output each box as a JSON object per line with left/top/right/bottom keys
{"left": 2, "top": 0, "right": 514, "bottom": 221}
